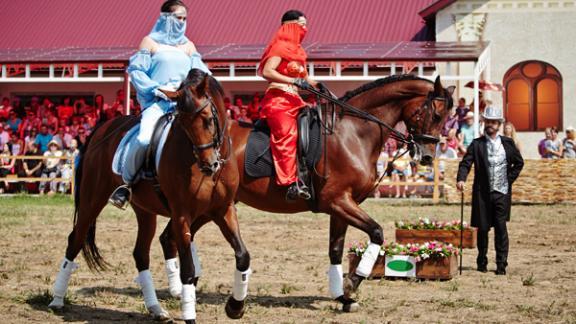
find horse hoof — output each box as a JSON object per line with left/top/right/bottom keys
{"left": 148, "top": 304, "right": 171, "bottom": 321}
{"left": 336, "top": 295, "right": 360, "bottom": 313}
{"left": 225, "top": 296, "right": 245, "bottom": 319}
{"left": 184, "top": 320, "right": 196, "bottom": 324}
{"left": 48, "top": 297, "right": 64, "bottom": 310}
{"left": 342, "top": 301, "right": 360, "bottom": 313}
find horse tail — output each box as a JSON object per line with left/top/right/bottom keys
{"left": 72, "top": 120, "right": 109, "bottom": 272}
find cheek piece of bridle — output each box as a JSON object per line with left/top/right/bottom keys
{"left": 175, "top": 95, "right": 230, "bottom": 172}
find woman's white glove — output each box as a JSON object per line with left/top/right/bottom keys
{"left": 153, "top": 88, "right": 170, "bottom": 101}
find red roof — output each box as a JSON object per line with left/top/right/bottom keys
{"left": 0, "top": 42, "right": 489, "bottom": 64}
{"left": 0, "top": 0, "right": 436, "bottom": 49}
{"left": 419, "top": 0, "right": 456, "bottom": 20}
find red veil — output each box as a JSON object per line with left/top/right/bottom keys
{"left": 257, "top": 23, "right": 308, "bottom": 75}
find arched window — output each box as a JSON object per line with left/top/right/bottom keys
{"left": 503, "top": 61, "right": 562, "bottom": 131}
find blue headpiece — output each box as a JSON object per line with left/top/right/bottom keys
{"left": 148, "top": 13, "right": 189, "bottom": 46}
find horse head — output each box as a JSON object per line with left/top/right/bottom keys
{"left": 160, "top": 68, "right": 226, "bottom": 176}
{"left": 401, "top": 76, "right": 455, "bottom": 166}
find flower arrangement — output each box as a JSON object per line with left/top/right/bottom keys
{"left": 348, "top": 240, "right": 459, "bottom": 262}
{"left": 395, "top": 217, "right": 469, "bottom": 230}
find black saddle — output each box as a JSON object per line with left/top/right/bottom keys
{"left": 244, "top": 106, "right": 322, "bottom": 202}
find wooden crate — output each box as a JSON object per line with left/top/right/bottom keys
{"left": 347, "top": 254, "right": 386, "bottom": 278}
{"left": 415, "top": 254, "right": 458, "bottom": 280}
{"left": 395, "top": 228, "right": 477, "bottom": 248}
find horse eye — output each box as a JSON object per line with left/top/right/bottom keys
{"left": 433, "top": 113, "right": 443, "bottom": 123}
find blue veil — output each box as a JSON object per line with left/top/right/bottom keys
{"left": 148, "top": 13, "right": 189, "bottom": 46}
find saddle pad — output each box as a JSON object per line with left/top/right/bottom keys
{"left": 112, "top": 119, "right": 173, "bottom": 177}
{"left": 244, "top": 109, "right": 322, "bottom": 179}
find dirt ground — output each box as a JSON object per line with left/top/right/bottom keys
{"left": 0, "top": 196, "right": 575, "bottom": 323}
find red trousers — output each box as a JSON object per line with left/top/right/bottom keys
{"left": 260, "top": 89, "right": 306, "bottom": 186}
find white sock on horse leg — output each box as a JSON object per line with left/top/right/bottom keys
{"left": 165, "top": 258, "right": 182, "bottom": 298}
{"left": 232, "top": 268, "right": 252, "bottom": 301}
{"left": 49, "top": 257, "right": 79, "bottom": 307}
{"left": 135, "top": 270, "right": 160, "bottom": 309}
{"left": 190, "top": 242, "right": 202, "bottom": 278}
{"left": 355, "top": 242, "right": 381, "bottom": 277}
{"left": 327, "top": 264, "right": 344, "bottom": 298}
{"left": 181, "top": 284, "right": 197, "bottom": 320}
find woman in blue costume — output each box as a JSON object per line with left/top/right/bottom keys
{"left": 109, "top": 0, "right": 211, "bottom": 209}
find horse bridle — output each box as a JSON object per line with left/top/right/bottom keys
{"left": 175, "top": 95, "right": 230, "bottom": 166}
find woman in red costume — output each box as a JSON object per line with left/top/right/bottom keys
{"left": 259, "top": 10, "right": 324, "bottom": 201}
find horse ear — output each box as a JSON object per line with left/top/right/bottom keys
{"left": 434, "top": 75, "right": 443, "bottom": 95}
{"left": 446, "top": 85, "right": 456, "bottom": 96}
{"left": 194, "top": 75, "right": 210, "bottom": 98}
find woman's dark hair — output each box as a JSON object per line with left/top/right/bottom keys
{"left": 161, "top": 0, "right": 188, "bottom": 13}
{"left": 281, "top": 10, "right": 305, "bottom": 23}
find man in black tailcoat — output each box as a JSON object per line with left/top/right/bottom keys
{"left": 456, "top": 106, "right": 524, "bottom": 275}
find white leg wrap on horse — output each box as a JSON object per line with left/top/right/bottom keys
{"left": 327, "top": 264, "right": 344, "bottom": 298}
{"left": 190, "top": 242, "right": 202, "bottom": 278}
{"left": 49, "top": 257, "right": 78, "bottom": 307}
{"left": 165, "top": 258, "right": 182, "bottom": 298}
{"left": 355, "top": 242, "right": 381, "bottom": 277}
{"left": 232, "top": 268, "right": 252, "bottom": 301}
{"left": 181, "top": 284, "right": 197, "bottom": 320}
{"left": 135, "top": 270, "right": 159, "bottom": 309}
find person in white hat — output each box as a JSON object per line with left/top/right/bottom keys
{"left": 456, "top": 106, "right": 524, "bottom": 275}
{"left": 39, "top": 140, "right": 63, "bottom": 195}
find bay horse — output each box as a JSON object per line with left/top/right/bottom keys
{"left": 48, "top": 69, "right": 251, "bottom": 324}
{"left": 158, "top": 75, "right": 455, "bottom": 311}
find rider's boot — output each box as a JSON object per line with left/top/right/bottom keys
{"left": 286, "top": 181, "right": 311, "bottom": 201}
{"left": 110, "top": 141, "right": 148, "bottom": 210}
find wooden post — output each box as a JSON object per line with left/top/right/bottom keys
{"left": 432, "top": 159, "right": 440, "bottom": 204}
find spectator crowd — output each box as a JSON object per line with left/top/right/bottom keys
{"left": 0, "top": 89, "right": 136, "bottom": 194}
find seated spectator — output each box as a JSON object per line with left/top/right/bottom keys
{"left": 94, "top": 94, "right": 105, "bottom": 121}
{"left": 0, "top": 143, "right": 16, "bottom": 193}
{"left": 24, "top": 128, "right": 38, "bottom": 151}
{"left": 538, "top": 127, "right": 552, "bottom": 158}
{"left": 35, "top": 125, "right": 53, "bottom": 153}
{"left": 46, "top": 110, "right": 59, "bottom": 130}
{"left": 52, "top": 127, "right": 68, "bottom": 149}
{"left": 28, "top": 96, "right": 40, "bottom": 115}
{"left": 458, "top": 111, "right": 475, "bottom": 150}
{"left": 18, "top": 111, "right": 41, "bottom": 138}
{"left": 18, "top": 142, "right": 42, "bottom": 193}
{"left": 224, "top": 97, "right": 238, "bottom": 120}
{"left": 503, "top": 121, "right": 522, "bottom": 152}
{"left": 544, "top": 127, "right": 563, "bottom": 159}
{"left": 70, "top": 117, "right": 81, "bottom": 136}
{"left": 0, "top": 97, "right": 12, "bottom": 121}
{"left": 237, "top": 108, "right": 252, "bottom": 124}
{"left": 57, "top": 97, "right": 74, "bottom": 123}
{"left": 435, "top": 137, "right": 458, "bottom": 174}
{"left": 234, "top": 98, "right": 246, "bottom": 114}
{"left": 446, "top": 128, "right": 459, "bottom": 152}
{"left": 6, "top": 111, "right": 22, "bottom": 133}
{"left": 59, "top": 139, "right": 79, "bottom": 193}
{"left": 0, "top": 125, "right": 9, "bottom": 146}
{"left": 75, "top": 127, "right": 88, "bottom": 151}
{"left": 391, "top": 146, "right": 411, "bottom": 198}
{"left": 455, "top": 97, "right": 469, "bottom": 127}
{"left": 111, "top": 89, "right": 126, "bottom": 114}
{"left": 12, "top": 97, "right": 25, "bottom": 119}
{"left": 9, "top": 133, "right": 24, "bottom": 156}
{"left": 563, "top": 126, "right": 575, "bottom": 159}
{"left": 37, "top": 98, "right": 54, "bottom": 121}
{"left": 39, "top": 140, "right": 62, "bottom": 195}
{"left": 249, "top": 93, "right": 261, "bottom": 121}
{"left": 75, "top": 98, "right": 94, "bottom": 116}
{"left": 441, "top": 105, "right": 459, "bottom": 137}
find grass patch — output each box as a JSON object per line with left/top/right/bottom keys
{"left": 522, "top": 273, "right": 536, "bottom": 286}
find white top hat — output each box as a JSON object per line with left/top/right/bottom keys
{"left": 482, "top": 106, "right": 504, "bottom": 122}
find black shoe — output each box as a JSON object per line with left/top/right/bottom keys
{"left": 109, "top": 185, "right": 131, "bottom": 210}
{"left": 495, "top": 267, "right": 506, "bottom": 275}
{"left": 477, "top": 265, "right": 488, "bottom": 273}
{"left": 286, "top": 182, "right": 311, "bottom": 201}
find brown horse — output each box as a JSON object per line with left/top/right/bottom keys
{"left": 48, "top": 69, "right": 251, "bottom": 324}
{"left": 158, "top": 75, "right": 455, "bottom": 311}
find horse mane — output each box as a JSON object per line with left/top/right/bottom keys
{"left": 338, "top": 74, "right": 432, "bottom": 102}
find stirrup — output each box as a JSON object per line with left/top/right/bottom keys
{"left": 108, "top": 185, "right": 132, "bottom": 210}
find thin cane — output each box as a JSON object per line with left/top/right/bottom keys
{"left": 460, "top": 190, "right": 464, "bottom": 275}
